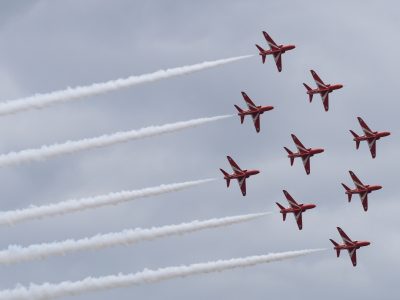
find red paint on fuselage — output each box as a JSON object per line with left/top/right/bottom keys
{"left": 306, "top": 83, "right": 343, "bottom": 95}
{"left": 237, "top": 106, "right": 274, "bottom": 117}
{"left": 334, "top": 241, "right": 371, "bottom": 251}
{"left": 258, "top": 44, "right": 296, "bottom": 57}
{"left": 279, "top": 203, "right": 316, "bottom": 215}
{"left": 346, "top": 185, "right": 382, "bottom": 196}
{"left": 223, "top": 169, "right": 260, "bottom": 181}
{"left": 287, "top": 148, "right": 324, "bottom": 159}
{"left": 353, "top": 131, "right": 391, "bottom": 142}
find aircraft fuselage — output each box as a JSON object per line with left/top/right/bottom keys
{"left": 335, "top": 241, "right": 371, "bottom": 251}
{"left": 224, "top": 169, "right": 260, "bottom": 180}
{"left": 238, "top": 106, "right": 274, "bottom": 117}
{"left": 288, "top": 148, "right": 324, "bottom": 158}
{"left": 307, "top": 84, "right": 343, "bottom": 95}
{"left": 353, "top": 131, "right": 391, "bottom": 142}
{"left": 279, "top": 203, "right": 316, "bottom": 214}
{"left": 259, "top": 44, "right": 296, "bottom": 56}
{"left": 346, "top": 185, "right": 382, "bottom": 196}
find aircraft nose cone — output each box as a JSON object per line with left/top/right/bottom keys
{"left": 377, "top": 185, "right": 383, "bottom": 190}
{"left": 310, "top": 204, "right": 316, "bottom": 209}
{"left": 338, "top": 84, "right": 344, "bottom": 89}
{"left": 255, "top": 170, "right": 260, "bottom": 175}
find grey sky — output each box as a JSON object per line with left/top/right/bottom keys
{"left": 0, "top": 1, "right": 398, "bottom": 299}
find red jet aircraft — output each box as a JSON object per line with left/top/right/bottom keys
{"left": 220, "top": 156, "right": 260, "bottom": 196}
{"left": 276, "top": 190, "right": 316, "bottom": 230}
{"left": 350, "top": 117, "right": 390, "bottom": 158}
{"left": 255, "top": 31, "right": 295, "bottom": 72}
{"left": 341, "top": 171, "right": 382, "bottom": 212}
{"left": 284, "top": 134, "right": 324, "bottom": 175}
{"left": 234, "top": 92, "right": 274, "bottom": 133}
{"left": 303, "top": 70, "right": 343, "bottom": 111}
{"left": 330, "top": 227, "right": 370, "bottom": 267}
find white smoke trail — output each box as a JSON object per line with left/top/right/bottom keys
{"left": 0, "top": 178, "right": 214, "bottom": 226}
{"left": 0, "top": 249, "right": 325, "bottom": 300}
{"left": 0, "top": 212, "right": 270, "bottom": 265}
{"left": 0, "top": 55, "right": 252, "bottom": 116}
{"left": 0, "top": 115, "right": 232, "bottom": 167}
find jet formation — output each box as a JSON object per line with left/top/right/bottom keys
{"left": 220, "top": 31, "right": 390, "bottom": 266}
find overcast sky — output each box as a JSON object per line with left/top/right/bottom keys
{"left": 0, "top": 1, "right": 398, "bottom": 299}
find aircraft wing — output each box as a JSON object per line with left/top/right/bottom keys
{"left": 310, "top": 70, "right": 327, "bottom": 89}
{"left": 357, "top": 117, "right": 374, "bottom": 136}
{"left": 263, "top": 31, "right": 279, "bottom": 50}
{"left": 291, "top": 134, "right": 307, "bottom": 152}
{"left": 368, "top": 138, "right": 377, "bottom": 158}
{"left": 337, "top": 227, "right": 353, "bottom": 245}
{"left": 349, "top": 171, "right": 365, "bottom": 189}
{"left": 283, "top": 190, "right": 300, "bottom": 208}
{"left": 301, "top": 155, "right": 311, "bottom": 175}
{"left": 321, "top": 92, "right": 329, "bottom": 111}
{"left": 294, "top": 211, "right": 303, "bottom": 230}
{"left": 227, "top": 156, "right": 242, "bottom": 174}
{"left": 273, "top": 52, "right": 282, "bottom": 72}
{"left": 359, "top": 192, "right": 369, "bottom": 211}
{"left": 241, "top": 92, "right": 257, "bottom": 110}
{"left": 252, "top": 113, "right": 261, "bottom": 133}
{"left": 347, "top": 248, "right": 357, "bottom": 267}
{"left": 238, "top": 177, "right": 247, "bottom": 196}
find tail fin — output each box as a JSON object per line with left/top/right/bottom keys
{"left": 341, "top": 183, "right": 352, "bottom": 202}
{"left": 303, "top": 83, "right": 313, "bottom": 102}
{"left": 255, "top": 44, "right": 266, "bottom": 64}
{"left": 276, "top": 202, "right": 286, "bottom": 221}
{"left": 219, "top": 169, "right": 230, "bottom": 187}
{"left": 284, "top": 147, "right": 295, "bottom": 166}
{"left": 234, "top": 105, "right": 245, "bottom": 124}
{"left": 329, "top": 239, "right": 340, "bottom": 257}
{"left": 350, "top": 130, "right": 360, "bottom": 149}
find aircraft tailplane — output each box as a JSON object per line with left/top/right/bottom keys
{"left": 329, "top": 239, "right": 341, "bottom": 257}
{"left": 341, "top": 183, "right": 352, "bottom": 202}
{"left": 234, "top": 105, "right": 245, "bottom": 124}
{"left": 284, "top": 147, "right": 295, "bottom": 166}
{"left": 303, "top": 83, "right": 313, "bottom": 102}
{"left": 255, "top": 44, "right": 266, "bottom": 64}
{"left": 350, "top": 130, "right": 360, "bottom": 149}
{"left": 219, "top": 169, "right": 230, "bottom": 187}
{"left": 276, "top": 202, "right": 286, "bottom": 221}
